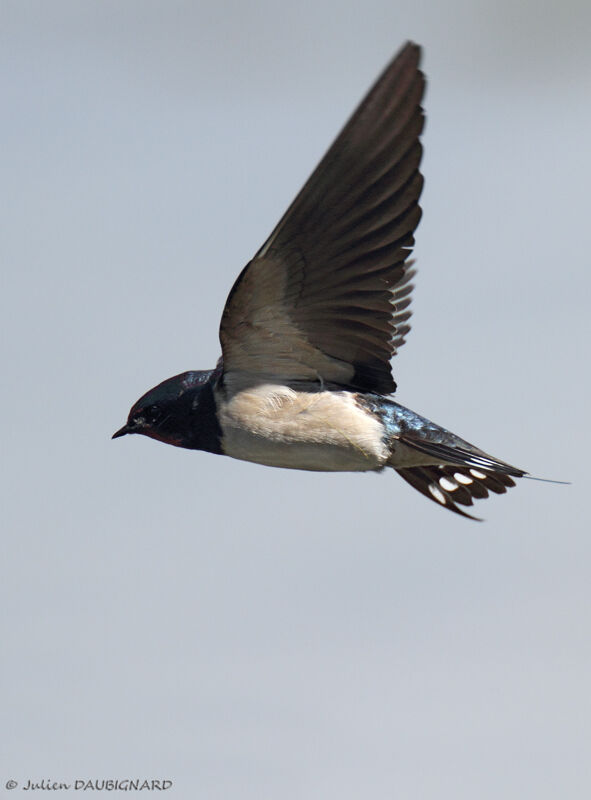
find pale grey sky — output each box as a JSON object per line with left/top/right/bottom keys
{"left": 2, "top": 1, "right": 590, "bottom": 797}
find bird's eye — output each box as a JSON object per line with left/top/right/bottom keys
{"left": 146, "top": 405, "right": 161, "bottom": 423}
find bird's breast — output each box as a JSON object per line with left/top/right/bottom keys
{"left": 214, "top": 384, "right": 389, "bottom": 472}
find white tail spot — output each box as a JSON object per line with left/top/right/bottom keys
{"left": 429, "top": 484, "right": 447, "bottom": 504}
{"left": 454, "top": 472, "right": 473, "bottom": 485}
{"left": 470, "top": 469, "right": 487, "bottom": 480}
{"left": 439, "top": 477, "right": 458, "bottom": 492}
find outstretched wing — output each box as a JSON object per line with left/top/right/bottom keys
{"left": 220, "top": 42, "right": 425, "bottom": 394}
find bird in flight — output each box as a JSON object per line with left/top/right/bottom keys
{"left": 113, "top": 41, "right": 528, "bottom": 519}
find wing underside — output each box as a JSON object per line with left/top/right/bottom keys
{"left": 220, "top": 43, "right": 425, "bottom": 394}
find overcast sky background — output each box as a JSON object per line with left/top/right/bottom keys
{"left": 2, "top": 1, "right": 590, "bottom": 797}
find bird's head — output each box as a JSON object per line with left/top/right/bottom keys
{"left": 112, "top": 370, "right": 221, "bottom": 451}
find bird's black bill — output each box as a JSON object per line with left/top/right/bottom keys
{"left": 112, "top": 424, "right": 130, "bottom": 439}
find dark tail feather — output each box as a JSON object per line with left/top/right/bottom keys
{"left": 397, "top": 435, "right": 526, "bottom": 478}
{"left": 396, "top": 463, "right": 519, "bottom": 521}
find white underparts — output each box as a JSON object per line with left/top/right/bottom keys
{"left": 215, "top": 384, "right": 389, "bottom": 472}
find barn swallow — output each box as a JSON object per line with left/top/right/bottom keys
{"left": 113, "top": 42, "right": 529, "bottom": 519}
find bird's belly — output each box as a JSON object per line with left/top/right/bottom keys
{"left": 215, "top": 384, "right": 388, "bottom": 472}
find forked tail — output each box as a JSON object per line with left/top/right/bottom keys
{"left": 394, "top": 435, "right": 527, "bottom": 520}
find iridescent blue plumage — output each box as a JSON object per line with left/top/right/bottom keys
{"left": 112, "top": 369, "right": 222, "bottom": 453}
{"left": 353, "top": 394, "right": 525, "bottom": 518}
{"left": 359, "top": 394, "right": 522, "bottom": 470}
